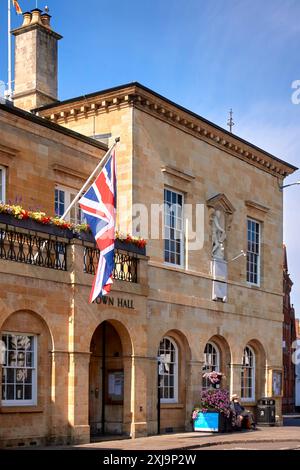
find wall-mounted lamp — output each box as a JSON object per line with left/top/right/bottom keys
{"left": 279, "top": 180, "right": 300, "bottom": 191}
{"left": 230, "top": 250, "right": 246, "bottom": 262}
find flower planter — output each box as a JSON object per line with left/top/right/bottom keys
{"left": 0, "top": 213, "right": 73, "bottom": 239}
{"left": 115, "top": 239, "right": 146, "bottom": 256}
{"left": 0, "top": 213, "right": 146, "bottom": 255}
{"left": 76, "top": 231, "right": 146, "bottom": 255}
{"left": 193, "top": 411, "right": 230, "bottom": 433}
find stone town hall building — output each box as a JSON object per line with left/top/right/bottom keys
{"left": 0, "top": 9, "right": 297, "bottom": 446}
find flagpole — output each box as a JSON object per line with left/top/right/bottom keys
{"left": 59, "top": 137, "right": 120, "bottom": 221}
{"left": 7, "top": 0, "right": 13, "bottom": 101}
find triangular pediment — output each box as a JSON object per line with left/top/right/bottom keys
{"left": 206, "top": 193, "right": 235, "bottom": 214}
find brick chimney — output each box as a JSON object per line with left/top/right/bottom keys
{"left": 12, "top": 9, "right": 62, "bottom": 111}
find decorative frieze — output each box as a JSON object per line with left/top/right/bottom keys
{"left": 36, "top": 85, "right": 296, "bottom": 178}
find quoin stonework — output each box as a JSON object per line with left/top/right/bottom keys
{"left": 0, "top": 9, "right": 297, "bottom": 447}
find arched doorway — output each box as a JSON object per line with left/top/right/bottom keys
{"left": 89, "top": 320, "right": 132, "bottom": 437}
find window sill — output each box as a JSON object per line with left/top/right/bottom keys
{"left": 160, "top": 403, "right": 184, "bottom": 409}
{"left": 247, "top": 282, "right": 261, "bottom": 289}
{"left": 0, "top": 406, "right": 43, "bottom": 414}
{"left": 164, "top": 262, "right": 185, "bottom": 270}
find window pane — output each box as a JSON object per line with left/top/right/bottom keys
{"left": 164, "top": 189, "right": 184, "bottom": 266}
{"left": 6, "top": 385, "right": 14, "bottom": 400}
{"left": 26, "top": 352, "right": 33, "bottom": 367}
{"left": 24, "top": 385, "right": 32, "bottom": 400}
{"left": 158, "top": 337, "right": 177, "bottom": 402}
{"left": 6, "top": 368, "right": 15, "bottom": 383}
{"left": 241, "top": 347, "right": 255, "bottom": 399}
{"left": 247, "top": 219, "right": 260, "bottom": 285}
{"left": 8, "top": 351, "right": 17, "bottom": 366}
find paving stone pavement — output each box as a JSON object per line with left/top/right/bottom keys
{"left": 27, "top": 426, "right": 300, "bottom": 451}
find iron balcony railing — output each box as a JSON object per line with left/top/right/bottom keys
{"left": 83, "top": 247, "right": 138, "bottom": 283}
{"left": 0, "top": 214, "right": 144, "bottom": 282}
{"left": 0, "top": 227, "right": 67, "bottom": 271}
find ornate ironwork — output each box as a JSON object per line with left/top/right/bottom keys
{"left": 0, "top": 227, "right": 67, "bottom": 270}
{"left": 83, "top": 247, "right": 138, "bottom": 283}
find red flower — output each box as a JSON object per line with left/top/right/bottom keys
{"left": 59, "top": 222, "right": 71, "bottom": 230}
{"left": 20, "top": 210, "right": 29, "bottom": 220}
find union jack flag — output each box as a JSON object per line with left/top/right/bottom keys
{"left": 12, "top": 0, "right": 22, "bottom": 15}
{"left": 79, "top": 151, "right": 117, "bottom": 302}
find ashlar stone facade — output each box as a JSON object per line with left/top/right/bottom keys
{"left": 0, "top": 10, "right": 297, "bottom": 447}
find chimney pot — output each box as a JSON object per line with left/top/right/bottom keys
{"left": 30, "top": 8, "right": 43, "bottom": 25}
{"left": 22, "top": 12, "right": 32, "bottom": 27}
{"left": 41, "top": 13, "right": 51, "bottom": 29}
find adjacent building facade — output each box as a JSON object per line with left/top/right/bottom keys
{"left": 282, "top": 246, "right": 296, "bottom": 413}
{"left": 296, "top": 319, "right": 300, "bottom": 412}
{"left": 0, "top": 9, "right": 297, "bottom": 446}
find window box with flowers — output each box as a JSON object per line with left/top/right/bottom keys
{"left": 0, "top": 204, "right": 147, "bottom": 255}
{"left": 192, "top": 372, "right": 232, "bottom": 432}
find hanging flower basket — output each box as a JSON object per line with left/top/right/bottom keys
{"left": 202, "top": 371, "right": 224, "bottom": 389}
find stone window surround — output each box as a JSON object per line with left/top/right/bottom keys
{"left": 1, "top": 333, "right": 37, "bottom": 407}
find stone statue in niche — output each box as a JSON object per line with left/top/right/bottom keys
{"left": 211, "top": 209, "right": 226, "bottom": 259}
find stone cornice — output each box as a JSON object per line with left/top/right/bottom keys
{"left": 52, "top": 164, "right": 89, "bottom": 182}
{"left": 161, "top": 165, "right": 195, "bottom": 182}
{"left": 12, "top": 23, "right": 62, "bottom": 40}
{"left": 245, "top": 200, "right": 270, "bottom": 213}
{"left": 0, "top": 143, "right": 19, "bottom": 158}
{"left": 35, "top": 84, "right": 297, "bottom": 178}
{"left": 0, "top": 104, "right": 107, "bottom": 153}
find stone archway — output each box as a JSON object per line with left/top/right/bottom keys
{"left": 0, "top": 310, "right": 53, "bottom": 447}
{"left": 89, "top": 320, "right": 133, "bottom": 437}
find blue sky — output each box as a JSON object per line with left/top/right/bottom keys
{"left": 0, "top": 0, "right": 300, "bottom": 315}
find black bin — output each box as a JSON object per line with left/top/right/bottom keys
{"left": 256, "top": 397, "right": 276, "bottom": 426}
